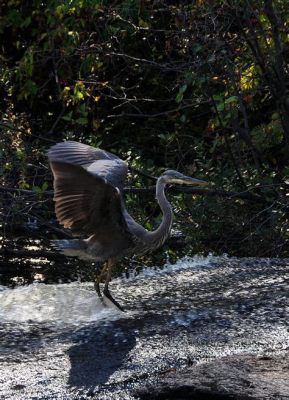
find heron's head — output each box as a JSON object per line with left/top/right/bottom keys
{"left": 161, "top": 170, "right": 208, "bottom": 187}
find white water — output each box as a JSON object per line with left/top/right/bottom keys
{"left": 118, "top": 254, "right": 215, "bottom": 281}
{"left": 0, "top": 282, "right": 119, "bottom": 323}
{"left": 0, "top": 255, "right": 287, "bottom": 327}
{"left": 0, "top": 255, "right": 213, "bottom": 323}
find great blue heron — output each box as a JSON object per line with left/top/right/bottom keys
{"left": 48, "top": 141, "right": 207, "bottom": 311}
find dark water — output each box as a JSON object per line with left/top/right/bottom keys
{"left": 0, "top": 256, "right": 288, "bottom": 399}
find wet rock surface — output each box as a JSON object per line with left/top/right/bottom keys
{"left": 137, "top": 353, "right": 289, "bottom": 399}
{"left": 0, "top": 256, "right": 288, "bottom": 399}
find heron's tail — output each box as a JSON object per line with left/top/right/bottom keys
{"left": 51, "top": 239, "right": 91, "bottom": 260}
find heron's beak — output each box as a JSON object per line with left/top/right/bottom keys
{"left": 182, "top": 176, "right": 208, "bottom": 186}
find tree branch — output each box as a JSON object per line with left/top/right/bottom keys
{"left": 0, "top": 185, "right": 274, "bottom": 204}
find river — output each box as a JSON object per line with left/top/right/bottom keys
{"left": 0, "top": 255, "right": 288, "bottom": 399}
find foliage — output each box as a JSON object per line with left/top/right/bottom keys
{"left": 1, "top": 0, "right": 289, "bottom": 282}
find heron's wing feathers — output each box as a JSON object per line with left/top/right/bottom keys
{"left": 48, "top": 141, "right": 128, "bottom": 190}
{"left": 50, "top": 161, "right": 131, "bottom": 239}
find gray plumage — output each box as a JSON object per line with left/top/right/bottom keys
{"left": 48, "top": 141, "right": 207, "bottom": 310}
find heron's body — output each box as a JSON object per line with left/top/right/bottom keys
{"left": 48, "top": 141, "right": 207, "bottom": 310}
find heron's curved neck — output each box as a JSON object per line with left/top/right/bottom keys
{"left": 149, "top": 177, "right": 173, "bottom": 247}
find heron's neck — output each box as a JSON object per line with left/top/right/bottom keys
{"left": 149, "top": 178, "right": 173, "bottom": 248}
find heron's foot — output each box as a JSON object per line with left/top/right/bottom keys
{"left": 103, "top": 286, "right": 125, "bottom": 312}
{"left": 94, "top": 278, "right": 125, "bottom": 312}
{"left": 93, "top": 259, "right": 124, "bottom": 312}
{"left": 94, "top": 280, "right": 106, "bottom": 306}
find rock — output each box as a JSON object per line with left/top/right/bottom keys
{"left": 137, "top": 352, "right": 289, "bottom": 399}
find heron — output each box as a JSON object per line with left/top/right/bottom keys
{"left": 48, "top": 141, "right": 207, "bottom": 311}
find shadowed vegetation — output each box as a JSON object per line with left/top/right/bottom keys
{"left": 1, "top": 0, "right": 289, "bottom": 284}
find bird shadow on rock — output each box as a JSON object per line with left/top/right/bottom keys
{"left": 66, "top": 317, "right": 137, "bottom": 388}
{"left": 66, "top": 311, "right": 169, "bottom": 389}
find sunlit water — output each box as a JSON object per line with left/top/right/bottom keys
{"left": 0, "top": 255, "right": 213, "bottom": 323}
{"left": 0, "top": 255, "right": 288, "bottom": 399}
{"left": 0, "top": 282, "right": 117, "bottom": 323}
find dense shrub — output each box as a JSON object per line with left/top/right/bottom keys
{"left": 1, "top": 0, "right": 289, "bottom": 273}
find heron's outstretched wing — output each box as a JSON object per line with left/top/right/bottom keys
{"left": 47, "top": 141, "right": 128, "bottom": 191}
{"left": 49, "top": 161, "right": 133, "bottom": 246}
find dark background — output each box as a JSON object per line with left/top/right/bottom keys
{"left": 1, "top": 0, "right": 289, "bottom": 285}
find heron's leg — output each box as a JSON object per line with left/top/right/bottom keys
{"left": 94, "top": 275, "right": 103, "bottom": 299}
{"left": 94, "top": 262, "right": 108, "bottom": 303}
{"left": 103, "top": 259, "right": 125, "bottom": 312}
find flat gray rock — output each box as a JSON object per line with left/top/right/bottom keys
{"left": 137, "top": 353, "right": 289, "bottom": 399}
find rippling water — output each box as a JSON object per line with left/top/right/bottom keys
{"left": 0, "top": 282, "right": 116, "bottom": 323}
{"left": 0, "top": 255, "right": 288, "bottom": 399}
{"left": 0, "top": 255, "right": 213, "bottom": 323}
